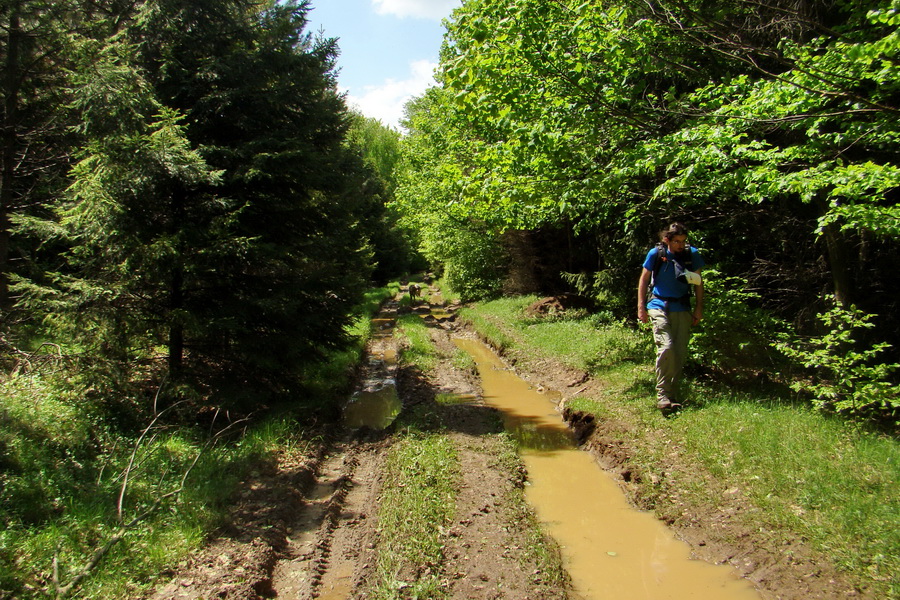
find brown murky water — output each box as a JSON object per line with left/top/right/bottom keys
{"left": 341, "top": 313, "right": 401, "bottom": 430}
{"left": 455, "top": 338, "right": 762, "bottom": 600}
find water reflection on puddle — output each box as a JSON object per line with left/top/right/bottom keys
{"left": 502, "top": 415, "right": 575, "bottom": 452}
{"left": 455, "top": 337, "right": 761, "bottom": 600}
{"left": 341, "top": 307, "right": 401, "bottom": 430}
{"left": 342, "top": 385, "right": 400, "bottom": 430}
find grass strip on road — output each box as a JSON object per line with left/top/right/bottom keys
{"left": 372, "top": 434, "right": 458, "bottom": 599}
{"left": 396, "top": 313, "right": 440, "bottom": 372}
{"left": 385, "top": 302, "right": 569, "bottom": 598}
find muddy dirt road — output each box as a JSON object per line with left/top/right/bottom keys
{"left": 148, "top": 290, "right": 866, "bottom": 600}
{"left": 150, "top": 296, "right": 569, "bottom": 600}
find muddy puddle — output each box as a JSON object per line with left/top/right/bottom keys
{"left": 341, "top": 308, "right": 402, "bottom": 430}
{"left": 454, "top": 337, "right": 762, "bottom": 600}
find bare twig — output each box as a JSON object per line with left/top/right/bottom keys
{"left": 152, "top": 373, "right": 168, "bottom": 415}
{"left": 11, "top": 342, "right": 65, "bottom": 376}
{"left": 95, "top": 438, "right": 119, "bottom": 485}
{"left": 117, "top": 401, "right": 185, "bottom": 523}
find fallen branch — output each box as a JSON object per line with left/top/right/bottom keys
{"left": 10, "top": 342, "right": 65, "bottom": 376}
{"left": 51, "top": 408, "right": 253, "bottom": 599}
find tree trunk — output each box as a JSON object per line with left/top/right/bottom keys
{"left": 0, "top": 7, "right": 22, "bottom": 311}
{"left": 168, "top": 187, "right": 186, "bottom": 376}
{"left": 501, "top": 230, "right": 541, "bottom": 295}
{"left": 168, "top": 264, "right": 184, "bottom": 377}
{"left": 821, "top": 221, "right": 853, "bottom": 308}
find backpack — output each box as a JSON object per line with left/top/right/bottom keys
{"left": 650, "top": 242, "right": 694, "bottom": 305}
{"left": 651, "top": 242, "right": 693, "bottom": 282}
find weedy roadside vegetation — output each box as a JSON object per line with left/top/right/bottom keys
{"left": 460, "top": 295, "right": 900, "bottom": 598}
{"left": 0, "top": 283, "right": 400, "bottom": 599}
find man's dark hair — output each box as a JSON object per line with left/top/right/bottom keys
{"left": 661, "top": 222, "right": 688, "bottom": 241}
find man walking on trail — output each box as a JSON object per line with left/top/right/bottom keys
{"left": 637, "top": 222, "right": 705, "bottom": 414}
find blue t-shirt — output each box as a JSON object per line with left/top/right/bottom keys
{"left": 643, "top": 246, "right": 705, "bottom": 312}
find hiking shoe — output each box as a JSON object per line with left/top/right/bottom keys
{"left": 656, "top": 398, "right": 682, "bottom": 414}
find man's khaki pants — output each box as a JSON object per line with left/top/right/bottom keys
{"left": 648, "top": 309, "right": 692, "bottom": 403}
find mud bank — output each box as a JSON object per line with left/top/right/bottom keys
{"left": 147, "top": 430, "right": 332, "bottom": 600}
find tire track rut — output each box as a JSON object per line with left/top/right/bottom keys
{"left": 271, "top": 435, "right": 385, "bottom": 600}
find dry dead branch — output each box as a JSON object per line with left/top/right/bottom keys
{"left": 50, "top": 407, "right": 252, "bottom": 599}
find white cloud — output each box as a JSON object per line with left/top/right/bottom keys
{"left": 372, "top": 0, "right": 459, "bottom": 20}
{"left": 345, "top": 59, "right": 437, "bottom": 130}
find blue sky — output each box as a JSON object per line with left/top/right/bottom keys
{"left": 306, "top": 0, "right": 461, "bottom": 130}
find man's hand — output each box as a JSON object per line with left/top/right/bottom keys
{"left": 691, "top": 311, "right": 702, "bottom": 326}
{"left": 638, "top": 306, "right": 649, "bottom": 323}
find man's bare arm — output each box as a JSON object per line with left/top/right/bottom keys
{"left": 637, "top": 268, "right": 651, "bottom": 323}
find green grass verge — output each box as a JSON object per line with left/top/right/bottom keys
{"left": 457, "top": 306, "right": 516, "bottom": 353}
{"left": 675, "top": 398, "right": 898, "bottom": 582}
{"left": 0, "top": 393, "right": 315, "bottom": 599}
{"left": 461, "top": 296, "right": 900, "bottom": 598}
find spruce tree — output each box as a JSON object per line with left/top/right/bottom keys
{"left": 124, "top": 0, "right": 372, "bottom": 406}
{"left": 10, "top": 0, "right": 378, "bottom": 411}
{"left": 0, "top": 0, "right": 80, "bottom": 316}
